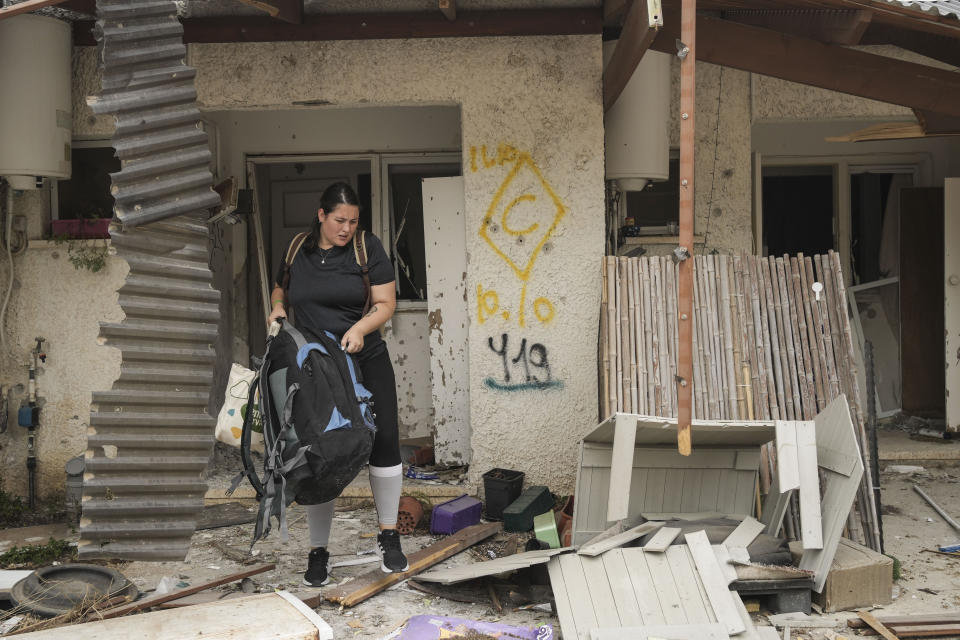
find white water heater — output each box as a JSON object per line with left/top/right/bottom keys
{"left": 603, "top": 42, "right": 670, "bottom": 191}
{"left": 0, "top": 14, "right": 72, "bottom": 190}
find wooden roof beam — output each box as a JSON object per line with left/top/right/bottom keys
{"left": 603, "top": 0, "right": 663, "bottom": 111}
{"left": 73, "top": 9, "right": 602, "bottom": 45}
{"left": 720, "top": 8, "right": 873, "bottom": 45}
{"left": 651, "top": 12, "right": 960, "bottom": 117}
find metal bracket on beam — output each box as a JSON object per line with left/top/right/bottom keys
{"left": 648, "top": 0, "right": 663, "bottom": 27}
{"left": 676, "top": 38, "right": 690, "bottom": 60}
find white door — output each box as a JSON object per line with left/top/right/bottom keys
{"left": 946, "top": 178, "right": 960, "bottom": 432}
{"left": 422, "top": 176, "right": 470, "bottom": 464}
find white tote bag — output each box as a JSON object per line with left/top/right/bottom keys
{"left": 215, "top": 363, "right": 264, "bottom": 452}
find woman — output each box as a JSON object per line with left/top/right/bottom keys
{"left": 268, "top": 182, "right": 408, "bottom": 587}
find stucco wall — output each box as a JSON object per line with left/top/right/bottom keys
{"left": 190, "top": 35, "right": 605, "bottom": 492}
{"left": 0, "top": 190, "right": 125, "bottom": 499}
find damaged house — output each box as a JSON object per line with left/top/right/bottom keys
{"left": 0, "top": 0, "right": 957, "bottom": 573}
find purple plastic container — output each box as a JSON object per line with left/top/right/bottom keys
{"left": 429, "top": 494, "right": 482, "bottom": 535}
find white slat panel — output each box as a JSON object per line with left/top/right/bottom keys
{"left": 797, "top": 420, "right": 823, "bottom": 549}
{"left": 607, "top": 415, "right": 639, "bottom": 521}
{"left": 559, "top": 553, "right": 599, "bottom": 639}
{"left": 580, "top": 554, "right": 622, "bottom": 627}
{"left": 548, "top": 555, "right": 579, "bottom": 640}
{"left": 686, "top": 531, "right": 745, "bottom": 635}
{"left": 775, "top": 420, "right": 801, "bottom": 490}
{"left": 724, "top": 516, "right": 765, "bottom": 552}
{"left": 589, "top": 624, "right": 728, "bottom": 640}
{"left": 643, "top": 526, "right": 681, "bottom": 552}
{"left": 799, "top": 395, "right": 864, "bottom": 592}
{"left": 600, "top": 549, "right": 645, "bottom": 627}
{"left": 578, "top": 522, "right": 664, "bottom": 556}
{"left": 644, "top": 548, "right": 687, "bottom": 625}
{"left": 622, "top": 548, "right": 666, "bottom": 626}
{"left": 665, "top": 546, "right": 712, "bottom": 624}
{"left": 711, "top": 544, "right": 740, "bottom": 584}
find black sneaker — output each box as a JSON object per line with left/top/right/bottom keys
{"left": 302, "top": 547, "right": 331, "bottom": 587}
{"left": 376, "top": 529, "right": 409, "bottom": 573}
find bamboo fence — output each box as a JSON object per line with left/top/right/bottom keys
{"left": 599, "top": 251, "right": 881, "bottom": 551}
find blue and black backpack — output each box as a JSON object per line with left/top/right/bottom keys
{"left": 229, "top": 320, "right": 376, "bottom": 546}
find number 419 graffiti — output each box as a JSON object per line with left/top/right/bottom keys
{"left": 483, "top": 333, "right": 563, "bottom": 392}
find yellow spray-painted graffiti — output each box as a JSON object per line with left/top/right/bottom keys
{"left": 472, "top": 144, "right": 566, "bottom": 328}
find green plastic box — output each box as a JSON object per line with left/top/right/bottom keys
{"left": 503, "top": 486, "right": 553, "bottom": 532}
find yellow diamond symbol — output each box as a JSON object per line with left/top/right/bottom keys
{"left": 478, "top": 152, "right": 566, "bottom": 282}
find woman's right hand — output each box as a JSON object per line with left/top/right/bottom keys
{"left": 268, "top": 303, "right": 287, "bottom": 324}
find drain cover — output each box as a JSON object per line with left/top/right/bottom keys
{"left": 11, "top": 564, "right": 138, "bottom": 618}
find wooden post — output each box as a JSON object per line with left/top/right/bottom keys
{"left": 677, "top": 0, "right": 696, "bottom": 455}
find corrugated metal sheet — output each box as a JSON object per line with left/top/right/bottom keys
{"left": 883, "top": 0, "right": 960, "bottom": 19}
{"left": 79, "top": 0, "right": 221, "bottom": 561}
{"left": 87, "top": 0, "right": 220, "bottom": 228}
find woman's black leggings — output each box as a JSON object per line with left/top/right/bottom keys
{"left": 358, "top": 346, "right": 401, "bottom": 467}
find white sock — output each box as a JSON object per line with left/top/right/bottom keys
{"left": 369, "top": 464, "right": 403, "bottom": 527}
{"left": 306, "top": 500, "right": 336, "bottom": 549}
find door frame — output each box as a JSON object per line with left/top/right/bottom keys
{"left": 379, "top": 152, "right": 462, "bottom": 313}
{"left": 753, "top": 152, "right": 932, "bottom": 285}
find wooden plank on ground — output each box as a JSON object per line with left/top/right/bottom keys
{"left": 643, "top": 526, "right": 681, "bottom": 552}
{"left": 796, "top": 419, "right": 823, "bottom": 549}
{"left": 848, "top": 613, "right": 960, "bottom": 629}
{"left": 686, "top": 530, "right": 745, "bottom": 634}
{"left": 859, "top": 610, "right": 903, "bottom": 640}
{"left": 325, "top": 522, "right": 500, "bottom": 607}
{"left": 775, "top": 420, "right": 800, "bottom": 490}
{"left": 578, "top": 521, "right": 664, "bottom": 556}
{"left": 93, "top": 564, "right": 276, "bottom": 620}
{"left": 416, "top": 547, "right": 569, "bottom": 584}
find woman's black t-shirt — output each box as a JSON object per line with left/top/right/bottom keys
{"left": 275, "top": 232, "right": 395, "bottom": 361}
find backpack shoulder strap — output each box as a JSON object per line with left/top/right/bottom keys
{"left": 280, "top": 232, "right": 310, "bottom": 291}
{"left": 353, "top": 231, "right": 372, "bottom": 316}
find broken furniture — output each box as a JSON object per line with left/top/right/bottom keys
{"left": 547, "top": 530, "right": 779, "bottom": 640}
{"left": 571, "top": 413, "right": 775, "bottom": 545}
{"left": 11, "top": 591, "right": 332, "bottom": 640}
{"left": 600, "top": 252, "right": 882, "bottom": 553}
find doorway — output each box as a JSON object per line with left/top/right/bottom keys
{"left": 246, "top": 153, "right": 463, "bottom": 444}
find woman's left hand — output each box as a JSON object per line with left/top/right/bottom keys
{"left": 341, "top": 327, "right": 364, "bottom": 354}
